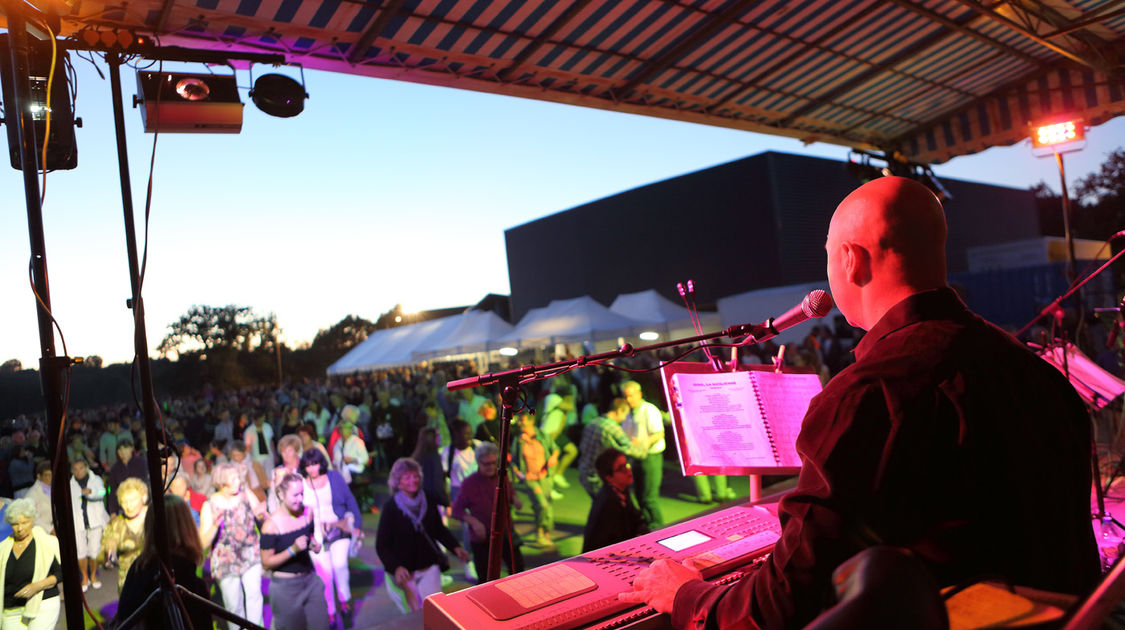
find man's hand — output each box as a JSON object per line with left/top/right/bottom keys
{"left": 455, "top": 547, "right": 471, "bottom": 563}
{"left": 617, "top": 559, "right": 702, "bottom": 614}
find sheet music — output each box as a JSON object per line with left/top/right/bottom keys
{"left": 671, "top": 372, "right": 776, "bottom": 467}
{"left": 751, "top": 371, "right": 823, "bottom": 467}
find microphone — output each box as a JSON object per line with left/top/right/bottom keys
{"left": 724, "top": 290, "right": 834, "bottom": 343}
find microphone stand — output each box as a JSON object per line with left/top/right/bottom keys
{"left": 448, "top": 319, "right": 780, "bottom": 582}
{"left": 1015, "top": 245, "right": 1125, "bottom": 554}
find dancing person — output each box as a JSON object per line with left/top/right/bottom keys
{"left": 582, "top": 449, "right": 647, "bottom": 553}
{"left": 200, "top": 462, "right": 265, "bottom": 630}
{"left": 23, "top": 463, "right": 51, "bottom": 535}
{"left": 7, "top": 448, "right": 33, "bottom": 499}
{"left": 537, "top": 393, "right": 577, "bottom": 490}
{"left": 244, "top": 411, "right": 276, "bottom": 482}
{"left": 101, "top": 477, "right": 148, "bottom": 591}
{"left": 440, "top": 420, "right": 480, "bottom": 581}
{"left": 511, "top": 414, "right": 558, "bottom": 547}
{"left": 260, "top": 473, "right": 330, "bottom": 630}
{"left": 620, "top": 177, "right": 1100, "bottom": 628}
{"left": 620, "top": 380, "right": 665, "bottom": 527}
{"left": 107, "top": 437, "right": 147, "bottom": 514}
{"left": 70, "top": 457, "right": 109, "bottom": 591}
{"left": 0, "top": 499, "right": 61, "bottom": 630}
{"left": 411, "top": 427, "right": 449, "bottom": 508}
{"left": 229, "top": 441, "right": 269, "bottom": 505}
{"left": 332, "top": 416, "right": 370, "bottom": 484}
{"left": 269, "top": 434, "right": 303, "bottom": 512}
{"left": 376, "top": 458, "right": 470, "bottom": 613}
{"left": 115, "top": 494, "right": 211, "bottom": 630}
{"left": 189, "top": 458, "right": 213, "bottom": 496}
{"left": 577, "top": 397, "right": 647, "bottom": 498}
{"left": 450, "top": 442, "right": 524, "bottom": 581}
{"left": 296, "top": 423, "right": 330, "bottom": 462}
{"left": 300, "top": 448, "right": 361, "bottom": 627}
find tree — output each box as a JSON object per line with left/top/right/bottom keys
{"left": 0, "top": 359, "right": 21, "bottom": 373}
{"left": 374, "top": 304, "right": 405, "bottom": 330}
{"left": 157, "top": 305, "right": 277, "bottom": 358}
{"left": 84, "top": 355, "right": 103, "bottom": 369}
{"left": 1075, "top": 149, "right": 1125, "bottom": 206}
{"left": 311, "top": 315, "right": 378, "bottom": 351}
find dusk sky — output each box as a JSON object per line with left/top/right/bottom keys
{"left": 1, "top": 57, "right": 1122, "bottom": 368}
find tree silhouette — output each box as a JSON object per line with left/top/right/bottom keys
{"left": 157, "top": 305, "right": 277, "bottom": 358}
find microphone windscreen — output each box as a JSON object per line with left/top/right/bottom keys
{"left": 803, "top": 290, "right": 834, "bottom": 318}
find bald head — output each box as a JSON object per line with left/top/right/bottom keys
{"left": 826, "top": 177, "right": 948, "bottom": 329}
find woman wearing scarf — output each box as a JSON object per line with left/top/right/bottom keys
{"left": 375, "top": 458, "right": 469, "bottom": 613}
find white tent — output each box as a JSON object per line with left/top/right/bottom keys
{"left": 717, "top": 282, "right": 839, "bottom": 345}
{"left": 499, "top": 296, "right": 645, "bottom": 348}
{"left": 411, "top": 310, "right": 515, "bottom": 360}
{"left": 327, "top": 314, "right": 467, "bottom": 375}
{"left": 609, "top": 289, "right": 722, "bottom": 335}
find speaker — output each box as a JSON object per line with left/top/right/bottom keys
{"left": 135, "top": 71, "right": 243, "bottom": 133}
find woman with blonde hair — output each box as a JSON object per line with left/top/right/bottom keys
{"left": 115, "top": 494, "right": 211, "bottom": 629}
{"left": 0, "top": 498, "right": 61, "bottom": 629}
{"left": 200, "top": 461, "right": 265, "bottom": 630}
{"left": 268, "top": 434, "right": 303, "bottom": 513}
{"left": 261, "top": 473, "right": 329, "bottom": 630}
{"left": 100, "top": 477, "right": 148, "bottom": 591}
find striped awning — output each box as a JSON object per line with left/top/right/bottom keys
{"left": 21, "top": 0, "right": 1125, "bottom": 163}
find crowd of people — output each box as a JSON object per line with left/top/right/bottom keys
{"left": 1, "top": 249, "right": 1002, "bottom": 630}
{"left": 0, "top": 313, "right": 880, "bottom": 628}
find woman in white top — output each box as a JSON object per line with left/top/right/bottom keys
{"left": 69, "top": 457, "right": 109, "bottom": 591}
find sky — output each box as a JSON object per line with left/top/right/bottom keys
{"left": 1, "top": 55, "right": 1123, "bottom": 368}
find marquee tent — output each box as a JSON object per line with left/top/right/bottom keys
{"left": 499, "top": 295, "right": 646, "bottom": 347}
{"left": 24, "top": 0, "right": 1125, "bottom": 165}
{"left": 609, "top": 289, "right": 722, "bottom": 335}
{"left": 717, "top": 281, "right": 840, "bottom": 345}
{"left": 411, "top": 309, "right": 515, "bottom": 360}
{"left": 327, "top": 313, "right": 466, "bottom": 374}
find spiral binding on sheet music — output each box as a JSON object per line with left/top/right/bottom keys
{"left": 749, "top": 373, "right": 782, "bottom": 466}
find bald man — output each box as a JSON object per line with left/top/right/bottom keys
{"left": 621, "top": 177, "right": 1099, "bottom": 628}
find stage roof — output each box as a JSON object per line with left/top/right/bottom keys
{"left": 22, "top": 0, "right": 1125, "bottom": 163}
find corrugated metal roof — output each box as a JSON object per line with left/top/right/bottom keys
{"left": 19, "top": 0, "right": 1125, "bottom": 163}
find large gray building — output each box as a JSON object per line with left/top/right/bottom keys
{"left": 505, "top": 151, "right": 1041, "bottom": 321}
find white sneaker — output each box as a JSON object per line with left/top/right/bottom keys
{"left": 465, "top": 561, "right": 478, "bottom": 582}
{"left": 553, "top": 475, "right": 570, "bottom": 489}
{"left": 550, "top": 490, "right": 564, "bottom": 501}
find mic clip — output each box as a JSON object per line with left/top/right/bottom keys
{"left": 725, "top": 320, "right": 776, "bottom": 341}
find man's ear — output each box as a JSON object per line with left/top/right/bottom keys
{"left": 843, "top": 242, "right": 872, "bottom": 287}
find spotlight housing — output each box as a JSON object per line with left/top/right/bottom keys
{"left": 250, "top": 73, "right": 306, "bottom": 118}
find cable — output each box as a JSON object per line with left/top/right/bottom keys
{"left": 32, "top": 20, "right": 56, "bottom": 203}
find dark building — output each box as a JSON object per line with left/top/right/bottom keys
{"left": 505, "top": 151, "right": 1041, "bottom": 320}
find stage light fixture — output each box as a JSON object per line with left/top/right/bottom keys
{"left": 1030, "top": 118, "right": 1086, "bottom": 156}
{"left": 499, "top": 347, "right": 519, "bottom": 357}
{"left": 0, "top": 34, "right": 78, "bottom": 170}
{"left": 250, "top": 73, "right": 306, "bottom": 118}
{"left": 639, "top": 331, "right": 660, "bottom": 341}
{"left": 135, "top": 71, "right": 242, "bottom": 133}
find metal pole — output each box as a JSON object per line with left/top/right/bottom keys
{"left": 1057, "top": 151, "right": 1078, "bottom": 280}
{"left": 2, "top": 8, "right": 85, "bottom": 628}
{"left": 105, "top": 50, "right": 173, "bottom": 571}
